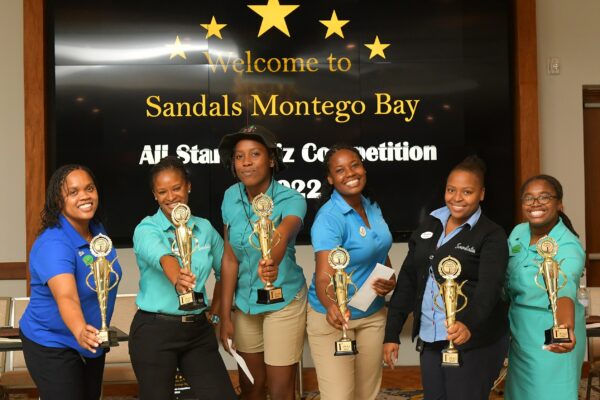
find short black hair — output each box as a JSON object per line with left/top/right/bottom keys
{"left": 149, "top": 156, "right": 191, "bottom": 191}
{"left": 450, "top": 155, "right": 487, "bottom": 186}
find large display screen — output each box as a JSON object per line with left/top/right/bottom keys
{"left": 48, "top": 0, "right": 514, "bottom": 246}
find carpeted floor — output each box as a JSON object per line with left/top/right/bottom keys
{"left": 7, "top": 379, "right": 600, "bottom": 399}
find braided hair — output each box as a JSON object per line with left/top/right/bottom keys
{"left": 319, "top": 144, "right": 374, "bottom": 205}
{"left": 39, "top": 164, "right": 101, "bottom": 233}
{"left": 149, "top": 156, "right": 191, "bottom": 191}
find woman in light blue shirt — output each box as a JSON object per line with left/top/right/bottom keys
{"left": 307, "top": 145, "right": 395, "bottom": 400}
{"left": 129, "top": 156, "right": 236, "bottom": 400}
{"left": 218, "top": 125, "right": 307, "bottom": 400}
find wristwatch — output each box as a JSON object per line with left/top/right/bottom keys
{"left": 210, "top": 314, "right": 220, "bottom": 325}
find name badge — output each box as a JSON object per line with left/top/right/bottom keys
{"left": 421, "top": 231, "right": 433, "bottom": 239}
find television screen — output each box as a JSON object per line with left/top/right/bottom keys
{"left": 48, "top": 0, "right": 514, "bottom": 246}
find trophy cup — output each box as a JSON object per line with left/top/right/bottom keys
{"left": 248, "top": 193, "right": 284, "bottom": 304}
{"left": 534, "top": 235, "right": 570, "bottom": 345}
{"left": 326, "top": 247, "right": 359, "bottom": 356}
{"left": 86, "top": 234, "right": 120, "bottom": 348}
{"left": 171, "top": 203, "right": 205, "bottom": 311}
{"left": 433, "top": 256, "right": 468, "bottom": 367}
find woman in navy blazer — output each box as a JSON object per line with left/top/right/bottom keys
{"left": 383, "top": 156, "right": 509, "bottom": 400}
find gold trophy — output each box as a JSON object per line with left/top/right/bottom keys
{"left": 326, "top": 247, "right": 359, "bottom": 356}
{"left": 433, "top": 256, "right": 468, "bottom": 367}
{"left": 534, "top": 235, "right": 570, "bottom": 345}
{"left": 171, "top": 203, "right": 205, "bottom": 311}
{"left": 86, "top": 234, "right": 120, "bottom": 348}
{"left": 249, "top": 193, "right": 284, "bottom": 304}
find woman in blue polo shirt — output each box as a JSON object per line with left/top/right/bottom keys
{"left": 504, "top": 175, "right": 585, "bottom": 400}
{"left": 20, "top": 164, "right": 122, "bottom": 400}
{"left": 129, "top": 156, "right": 236, "bottom": 400}
{"left": 218, "top": 125, "right": 307, "bottom": 400}
{"left": 307, "top": 144, "right": 395, "bottom": 400}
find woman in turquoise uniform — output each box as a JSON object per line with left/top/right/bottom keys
{"left": 504, "top": 174, "right": 585, "bottom": 400}
{"left": 218, "top": 125, "right": 307, "bottom": 400}
{"left": 129, "top": 156, "right": 236, "bottom": 400}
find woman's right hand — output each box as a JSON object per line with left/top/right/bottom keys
{"left": 326, "top": 303, "right": 350, "bottom": 330}
{"left": 383, "top": 342, "right": 399, "bottom": 369}
{"left": 220, "top": 317, "right": 235, "bottom": 354}
{"left": 77, "top": 324, "right": 101, "bottom": 353}
{"left": 175, "top": 269, "right": 196, "bottom": 294}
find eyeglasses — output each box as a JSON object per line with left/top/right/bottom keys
{"left": 521, "top": 194, "right": 557, "bottom": 205}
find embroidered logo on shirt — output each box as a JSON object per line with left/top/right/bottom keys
{"left": 82, "top": 254, "right": 94, "bottom": 265}
{"left": 511, "top": 244, "right": 522, "bottom": 254}
{"left": 421, "top": 231, "right": 433, "bottom": 239}
{"left": 455, "top": 243, "right": 475, "bottom": 254}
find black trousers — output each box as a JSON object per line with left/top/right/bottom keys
{"left": 129, "top": 310, "right": 237, "bottom": 400}
{"left": 20, "top": 330, "right": 106, "bottom": 400}
{"left": 419, "top": 334, "right": 509, "bottom": 400}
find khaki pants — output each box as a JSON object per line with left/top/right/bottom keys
{"left": 233, "top": 286, "right": 307, "bottom": 366}
{"left": 307, "top": 305, "right": 386, "bottom": 400}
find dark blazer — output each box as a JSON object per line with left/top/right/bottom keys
{"left": 384, "top": 213, "right": 509, "bottom": 351}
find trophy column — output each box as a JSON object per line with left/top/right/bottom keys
{"left": 248, "top": 193, "right": 284, "bottom": 304}
{"left": 171, "top": 203, "right": 205, "bottom": 311}
{"left": 433, "top": 256, "right": 468, "bottom": 367}
{"left": 326, "top": 247, "right": 358, "bottom": 356}
{"left": 534, "top": 236, "right": 571, "bottom": 345}
{"left": 86, "top": 234, "right": 120, "bottom": 348}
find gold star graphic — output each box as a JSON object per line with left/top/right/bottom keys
{"left": 167, "top": 35, "right": 187, "bottom": 60}
{"left": 319, "top": 10, "right": 349, "bottom": 39}
{"left": 248, "top": 0, "right": 300, "bottom": 37}
{"left": 200, "top": 16, "right": 227, "bottom": 39}
{"left": 364, "top": 35, "right": 390, "bottom": 60}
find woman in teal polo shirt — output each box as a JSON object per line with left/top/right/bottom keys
{"left": 218, "top": 125, "right": 307, "bottom": 400}
{"left": 307, "top": 145, "right": 395, "bottom": 400}
{"left": 504, "top": 175, "right": 585, "bottom": 400}
{"left": 129, "top": 156, "right": 236, "bottom": 400}
{"left": 20, "top": 164, "right": 122, "bottom": 400}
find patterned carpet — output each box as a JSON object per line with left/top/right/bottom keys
{"left": 7, "top": 380, "right": 600, "bottom": 399}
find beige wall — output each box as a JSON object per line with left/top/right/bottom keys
{"left": 0, "top": 0, "right": 25, "bottom": 262}
{"left": 0, "top": 0, "right": 26, "bottom": 296}
{"left": 536, "top": 0, "right": 600, "bottom": 248}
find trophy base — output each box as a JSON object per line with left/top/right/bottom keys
{"left": 441, "top": 349, "right": 461, "bottom": 367}
{"left": 544, "top": 326, "right": 571, "bottom": 345}
{"left": 257, "top": 287, "right": 284, "bottom": 304}
{"left": 178, "top": 291, "right": 206, "bottom": 311}
{"left": 334, "top": 338, "right": 358, "bottom": 356}
{"left": 98, "top": 328, "right": 119, "bottom": 349}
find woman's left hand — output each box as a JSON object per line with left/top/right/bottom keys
{"left": 372, "top": 274, "right": 396, "bottom": 297}
{"left": 545, "top": 325, "right": 576, "bottom": 353}
{"left": 446, "top": 321, "right": 471, "bottom": 345}
{"left": 258, "top": 258, "right": 279, "bottom": 283}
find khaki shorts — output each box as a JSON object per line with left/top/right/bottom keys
{"left": 233, "top": 286, "right": 307, "bottom": 366}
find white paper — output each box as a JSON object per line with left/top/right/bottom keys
{"left": 227, "top": 338, "right": 254, "bottom": 384}
{"left": 587, "top": 322, "right": 600, "bottom": 329}
{"left": 348, "top": 263, "right": 395, "bottom": 312}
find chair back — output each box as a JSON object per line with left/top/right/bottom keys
{"left": 588, "top": 287, "right": 600, "bottom": 363}
{"left": 0, "top": 297, "right": 12, "bottom": 374}
{"left": 104, "top": 294, "right": 138, "bottom": 365}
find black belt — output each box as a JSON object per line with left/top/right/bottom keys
{"left": 139, "top": 310, "right": 205, "bottom": 323}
